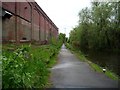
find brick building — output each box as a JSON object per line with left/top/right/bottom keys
{"left": 1, "top": 1, "right": 58, "bottom": 44}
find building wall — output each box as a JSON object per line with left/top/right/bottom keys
{"left": 40, "top": 14, "right": 45, "bottom": 41}
{"left": 2, "top": 2, "right": 15, "bottom": 14}
{"left": 2, "top": 15, "right": 16, "bottom": 42}
{"left": 19, "top": 17, "right": 31, "bottom": 41}
{"left": 33, "top": 8, "right": 39, "bottom": 41}
{"left": 2, "top": 1, "right": 58, "bottom": 44}
{"left": 46, "top": 20, "right": 49, "bottom": 41}
{"left": 19, "top": 2, "right": 31, "bottom": 22}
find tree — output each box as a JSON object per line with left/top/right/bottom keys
{"left": 69, "top": 2, "right": 120, "bottom": 51}
{"left": 58, "top": 33, "right": 66, "bottom": 43}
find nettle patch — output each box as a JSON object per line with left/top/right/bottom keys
{"left": 2, "top": 44, "right": 58, "bottom": 88}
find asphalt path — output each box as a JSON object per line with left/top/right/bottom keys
{"left": 50, "top": 44, "right": 119, "bottom": 88}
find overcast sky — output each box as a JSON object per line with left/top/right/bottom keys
{"left": 35, "top": 0, "right": 91, "bottom": 37}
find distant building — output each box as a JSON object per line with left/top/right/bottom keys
{"left": 1, "top": 1, "right": 58, "bottom": 44}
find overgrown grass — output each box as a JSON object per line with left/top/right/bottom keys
{"left": 2, "top": 42, "right": 62, "bottom": 88}
{"left": 65, "top": 43, "right": 119, "bottom": 80}
{"left": 88, "top": 61, "right": 119, "bottom": 80}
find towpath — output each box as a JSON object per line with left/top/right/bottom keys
{"left": 50, "top": 44, "right": 118, "bottom": 88}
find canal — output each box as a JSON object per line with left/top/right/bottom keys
{"left": 82, "top": 50, "right": 120, "bottom": 76}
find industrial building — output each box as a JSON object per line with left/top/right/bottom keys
{"left": 1, "top": 1, "right": 58, "bottom": 44}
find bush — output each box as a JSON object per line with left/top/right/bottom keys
{"left": 2, "top": 45, "right": 47, "bottom": 88}
{"left": 2, "top": 43, "right": 62, "bottom": 88}
{"left": 1, "top": 40, "right": 62, "bottom": 88}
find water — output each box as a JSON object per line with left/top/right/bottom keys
{"left": 82, "top": 50, "right": 120, "bottom": 76}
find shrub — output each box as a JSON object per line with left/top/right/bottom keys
{"left": 2, "top": 45, "right": 48, "bottom": 88}
{"left": 2, "top": 41, "right": 62, "bottom": 88}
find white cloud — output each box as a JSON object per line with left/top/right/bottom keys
{"left": 35, "top": 0, "right": 91, "bottom": 37}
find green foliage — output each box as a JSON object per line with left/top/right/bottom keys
{"left": 50, "top": 37, "right": 57, "bottom": 45}
{"left": 68, "top": 2, "right": 120, "bottom": 80}
{"left": 58, "top": 33, "right": 66, "bottom": 43}
{"left": 3, "top": 45, "right": 47, "bottom": 88}
{"left": 2, "top": 43, "right": 62, "bottom": 88}
{"left": 88, "top": 61, "right": 119, "bottom": 80}
{"left": 66, "top": 43, "right": 119, "bottom": 80}
{"left": 69, "top": 2, "right": 120, "bottom": 50}
{"left": 66, "top": 43, "right": 86, "bottom": 61}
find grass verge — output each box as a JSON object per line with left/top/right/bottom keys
{"left": 65, "top": 43, "right": 119, "bottom": 81}
{"left": 2, "top": 43, "right": 61, "bottom": 88}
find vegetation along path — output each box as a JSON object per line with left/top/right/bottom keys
{"left": 50, "top": 44, "right": 118, "bottom": 88}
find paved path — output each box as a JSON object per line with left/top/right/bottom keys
{"left": 50, "top": 44, "right": 118, "bottom": 88}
